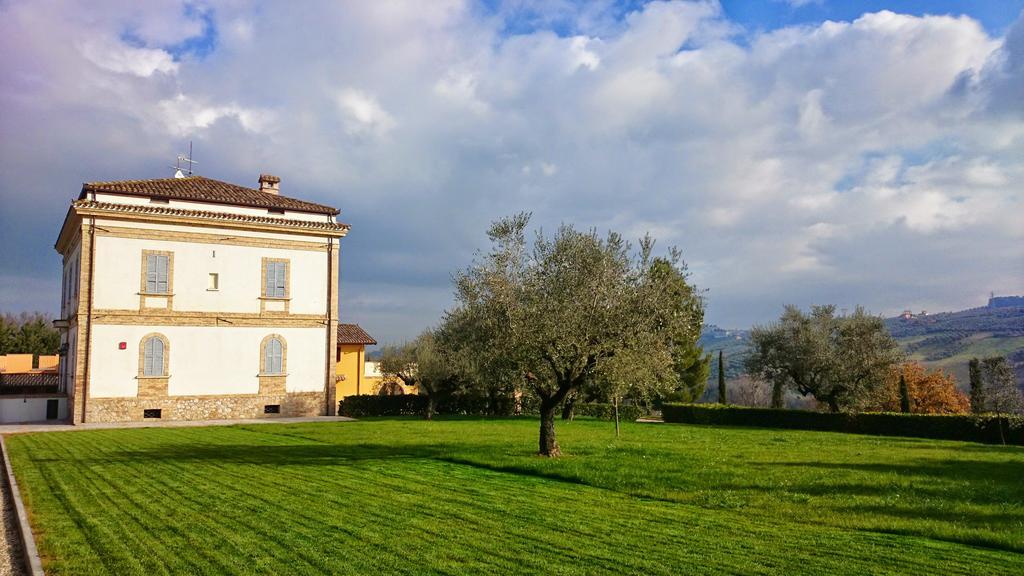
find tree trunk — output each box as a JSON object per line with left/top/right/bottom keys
{"left": 898, "top": 374, "right": 911, "bottom": 413}
{"left": 425, "top": 394, "right": 434, "bottom": 420}
{"left": 539, "top": 400, "right": 562, "bottom": 457}
{"left": 717, "top": 350, "right": 727, "bottom": 405}
{"left": 771, "top": 381, "right": 784, "bottom": 409}
{"left": 826, "top": 394, "right": 840, "bottom": 413}
{"left": 613, "top": 395, "right": 620, "bottom": 438}
{"left": 561, "top": 392, "right": 576, "bottom": 421}
{"left": 998, "top": 411, "right": 1006, "bottom": 445}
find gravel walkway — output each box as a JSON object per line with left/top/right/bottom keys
{"left": 0, "top": 414, "right": 352, "bottom": 434}
{"left": 0, "top": 452, "right": 25, "bottom": 576}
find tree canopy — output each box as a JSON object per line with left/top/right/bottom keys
{"left": 441, "top": 213, "right": 703, "bottom": 456}
{"left": 867, "top": 362, "right": 969, "bottom": 414}
{"left": 378, "top": 330, "right": 450, "bottom": 419}
{"left": 745, "top": 305, "right": 902, "bottom": 412}
{"left": 0, "top": 312, "right": 60, "bottom": 358}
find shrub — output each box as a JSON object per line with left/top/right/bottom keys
{"left": 661, "top": 403, "right": 1024, "bottom": 445}
{"left": 867, "top": 362, "right": 969, "bottom": 414}
{"left": 572, "top": 403, "right": 645, "bottom": 421}
{"left": 339, "top": 395, "right": 647, "bottom": 421}
{"left": 338, "top": 395, "right": 427, "bottom": 417}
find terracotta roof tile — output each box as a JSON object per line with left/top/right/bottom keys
{"left": 73, "top": 200, "right": 349, "bottom": 232}
{"left": 81, "top": 175, "right": 339, "bottom": 215}
{"left": 337, "top": 324, "right": 377, "bottom": 345}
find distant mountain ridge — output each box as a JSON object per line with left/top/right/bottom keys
{"left": 701, "top": 300, "right": 1024, "bottom": 390}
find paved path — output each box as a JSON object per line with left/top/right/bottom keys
{"left": 0, "top": 415, "right": 353, "bottom": 435}
{"left": 0, "top": 453, "right": 24, "bottom": 576}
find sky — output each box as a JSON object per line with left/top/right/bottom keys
{"left": 1, "top": 0, "right": 1022, "bottom": 345}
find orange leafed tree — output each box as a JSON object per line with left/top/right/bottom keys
{"left": 871, "top": 362, "right": 969, "bottom": 414}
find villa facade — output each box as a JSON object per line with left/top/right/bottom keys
{"left": 54, "top": 173, "right": 348, "bottom": 423}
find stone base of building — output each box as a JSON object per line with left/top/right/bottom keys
{"left": 82, "top": 391, "right": 326, "bottom": 423}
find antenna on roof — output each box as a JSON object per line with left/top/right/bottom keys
{"left": 170, "top": 140, "right": 197, "bottom": 178}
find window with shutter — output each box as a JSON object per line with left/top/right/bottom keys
{"left": 146, "top": 255, "right": 157, "bottom": 292}
{"left": 144, "top": 252, "right": 172, "bottom": 294}
{"left": 263, "top": 337, "right": 284, "bottom": 374}
{"left": 262, "top": 259, "right": 289, "bottom": 298}
{"left": 265, "top": 262, "right": 276, "bottom": 296}
{"left": 143, "top": 336, "right": 165, "bottom": 376}
{"left": 275, "top": 262, "right": 287, "bottom": 296}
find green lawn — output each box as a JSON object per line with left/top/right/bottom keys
{"left": 5, "top": 418, "right": 1024, "bottom": 575}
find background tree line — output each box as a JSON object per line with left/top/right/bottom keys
{"left": 0, "top": 312, "right": 60, "bottom": 360}
{"left": 378, "top": 213, "right": 710, "bottom": 456}
{"left": 742, "top": 305, "right": 1021, "bottom": 416}
{"left": 371, "top": 214, "right": 1023, "bottom": 456}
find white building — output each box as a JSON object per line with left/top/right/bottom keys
{"left": 54, "top": 173, "right": 347, "bottom": 423}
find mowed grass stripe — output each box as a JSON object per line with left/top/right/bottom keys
{"left": 287, "top": 418, "right": 1024, "bottom": 551}
{"left": 19, "top": 429, "right": 338, "bottom": 574}
{"left": 2, "top": 420, "right": 1007, "bottom": 569}
{"left": 6, "top": 419, "right": 1024, "bottom": 575}
{"left": 90, "top": 428, "right": 363, "bottom": 574}
{"left": 34, "top": 431, "right": 223, "bottom": 575}
{"left": 22, "top": 430, "right": 248, "bottom": 574}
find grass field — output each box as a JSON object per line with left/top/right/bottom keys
{"left": 5, "top": 418, "right": 1024, "bottom": 575}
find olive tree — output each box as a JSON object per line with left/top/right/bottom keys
{"left": 745, "top": 305, "right": 902, "bottom": 412}
{"left": 979, "top": 356, "right": 1024, "bottom": 444}
{"left": 443, "top": 213, "right": 701, "bottom": 456}
{"left": 378, "top": 330, "right": 447, "bottom": 419}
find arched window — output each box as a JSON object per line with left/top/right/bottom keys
{"left": 141, "top": 334, "right": 168, "bottom": 377}
{"left": 263, "top": 336, "right": 284, "bottom": 375}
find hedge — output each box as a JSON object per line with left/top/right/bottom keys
{"left": 661, "top": 403, "right": 1024, "bottom": 445}
{"left": 338, "top": 395, "right": 427, "bottom": 417}
{"left": 339, "top": 394, "right": 648, "bottom": 421}
{"left": 572, "top": 403, "right": 645, "bottom": 422}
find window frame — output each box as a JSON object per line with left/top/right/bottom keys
{"left": 261, "top": 258, "right": 290, "bottom": 299}
{"left": 138, "top": 333, "right": 170, "bottom": 379}
{"left": 140, "top": 250, "right": 174, "bottom": 296}
{"left": 258, "top": 334, "right": 288, "bottom": 394}
{"left": 262, "top": 336, "right": 284, "bottom": 375}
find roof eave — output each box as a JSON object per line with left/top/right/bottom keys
{"left": 54, "top": 203, "right": 82, "bottom": 254}
{"left": 81, "top": 183, "right": 340, "bottom": 216}
{"left": 73, "top": 200, "right": 350, "bottom": 237}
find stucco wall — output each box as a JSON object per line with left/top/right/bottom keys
{"left": 61, "top": 242, "right": 81, "bottom": 318}
{"left": 0, "top": 397, "right": 67, "bottom": 423}
{"left": 91, "top": 234, "right": 328, "bottom": 315}
{"left": 89, "top": 325, "right": 328, "bottom": 397}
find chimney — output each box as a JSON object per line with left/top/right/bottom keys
{"left": 258, "top": 174, "right": 281, "bottom": 195}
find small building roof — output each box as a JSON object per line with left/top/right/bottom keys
{"left": 337, "top": 324, "right": 377, "bottom": 345}
{"left": 81, "top": 175, "right": 339, "bottom": 215}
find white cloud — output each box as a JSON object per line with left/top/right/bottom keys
{"left": 0, "top": 0, "right": 1022, "bottom": 339}
{"left": 335, "top": 89, "right": 396, "bottom": 138}
{"left": 79, "top": 37, "right": 177, "bottom": 77}
{"left": 568, "top": 36, "right": 601, "bottom": 71}
{"left": 434, "top": 71, "right": 489, "bottom": 114}
{"left": 157, "top": 94, "right": 276, "bottom": 136}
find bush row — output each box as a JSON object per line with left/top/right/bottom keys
{"left": 571, "top": 403, "right": 645, "bottom": 422}
{"left": 661, "top": 403, "right": 1024, "bottom": 445}
{"left": 338, "top": 394, "right": 427, "bottom": 417}
{"left": 338, "top": 394, "right": 647, "bottom": 421}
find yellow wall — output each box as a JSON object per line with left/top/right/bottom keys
{"left": 335, "top": 344, "right": 366, "bottom": 398}
{"left": 362, "top": 375, "right": 417, "bottom": 395}
{"left": 37, "top": 355, "right": 59, "bottom": 371}
{"left": 335, "top": 348, "right": 419, "bottom": 398}
{"left": 0, "top": 354, "right": 59, "bottom": 373}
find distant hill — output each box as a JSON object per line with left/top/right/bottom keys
{"left": 885, "top": 304, "right": 1024, "bottom": 389}
{"left": 699, "top": 325, "right": 752, "bottom": 383}
{"left": 700, "top": 301, "right": 1024, "bottom": 391}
